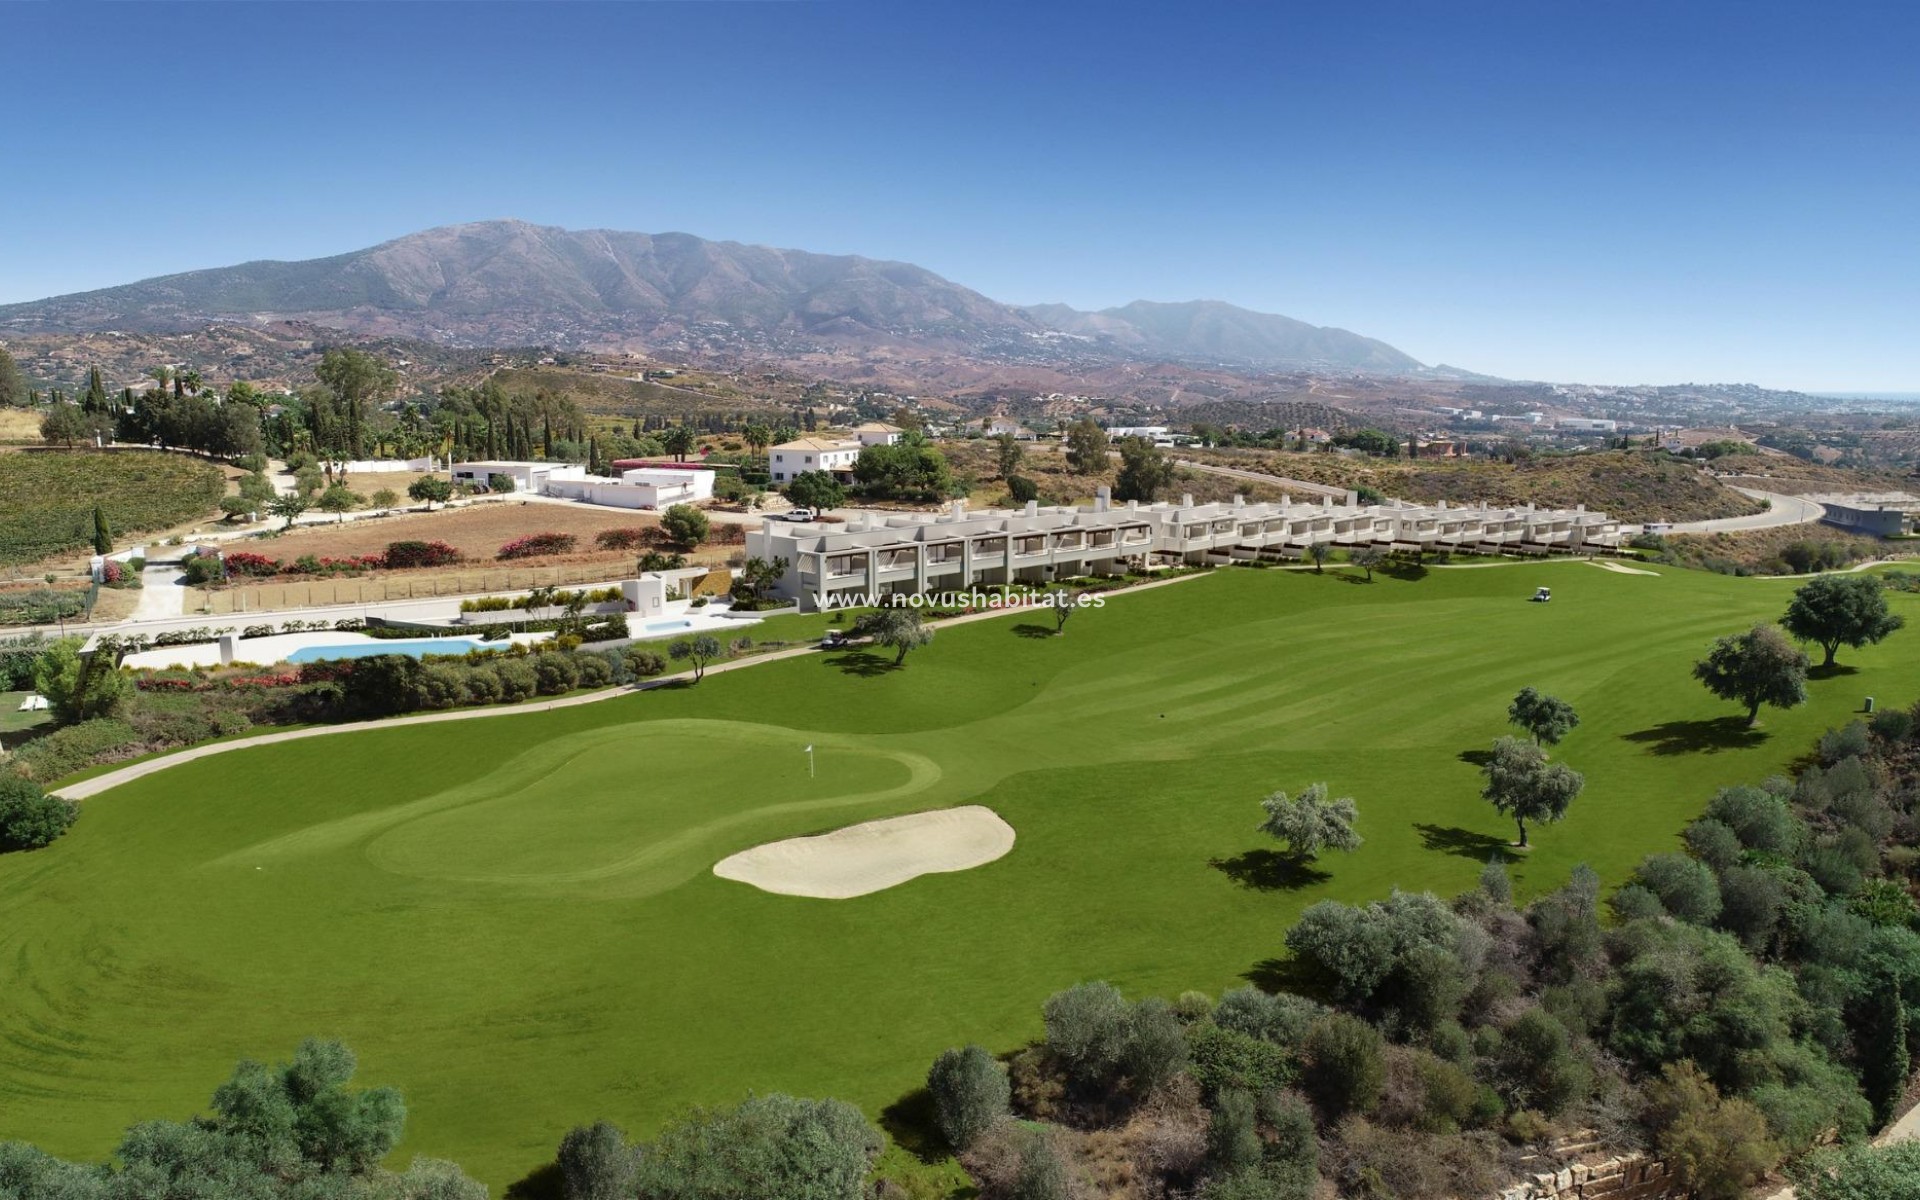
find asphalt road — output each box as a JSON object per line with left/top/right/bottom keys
{"left": 1656, "top": 488, "right": 1825, "bottom": 534}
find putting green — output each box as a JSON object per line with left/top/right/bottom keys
{"left": 2, "top": 563, "right": 1916, "bottom": 1191}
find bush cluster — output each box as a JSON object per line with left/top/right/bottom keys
{"left": 497, "top": 532, "right": 578, "bottom": 559}
{"left": 927, "top": 702, "right": 1920, "bottom": 1200}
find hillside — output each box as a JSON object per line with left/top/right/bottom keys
{"left": 1020, "top": 298, "right": 1421, "bottom": 371}
{"left": 0, "top": 220, "right": 1425, "bottom": 374}
{"left": 1181, "top": 448, "right": 1767, "bottom": 524}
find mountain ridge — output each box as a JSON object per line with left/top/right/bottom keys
{"left": 0, "top": 219, "right": 1426, "bottom": 374}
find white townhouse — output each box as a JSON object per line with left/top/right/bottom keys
{"left": 745, "top": 488, "right": 1623, "bottom": 611}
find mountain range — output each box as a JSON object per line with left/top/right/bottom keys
{"left": 0, "top": 220, "right": 1424, "bottom": 374}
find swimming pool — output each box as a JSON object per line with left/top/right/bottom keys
{"left": 641, "top": 619, "right": 694, "bottom": 634}
{"left": 285, "top": 639, "right": 492, "bottom": 663}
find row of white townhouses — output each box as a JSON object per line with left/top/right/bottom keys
{"left": 745, "top": 488, "right": 1624, "bottom": 611}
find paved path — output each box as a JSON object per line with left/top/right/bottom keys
{"left": 1661, "top": 488, "right": 1824, "bottom": 534}
{"left": 51, "top": 571, "right": 1211, "bottom": 801}
{"left": 125, "top": 563, "right": 187, "bottom": 622}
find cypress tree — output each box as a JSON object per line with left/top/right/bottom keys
{"left": 542, "top": 416, "right": 553, "bottom": 458}
{"left": 84, "top": 367, "right": 109, "bottom": 414}
{"left": 1862, "top": 982, "right": 1908, "bottom": 1126}
{"left": 92, "top": 506, "right": 112, "bottom": 555}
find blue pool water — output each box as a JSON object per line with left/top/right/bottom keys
{"left": 286, "top": 639, "right": 491, "bottom": 663}
{"left": 642, "top": 619, "right": 694, "bottom": 633}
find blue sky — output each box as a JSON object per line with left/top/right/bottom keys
{"left": 3, "top": 1, "right": 1916, "bottom": 390}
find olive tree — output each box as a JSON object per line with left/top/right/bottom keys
{"left": 1508, "top": 686, "right": 1580, "bottom": 746}
{"left": 668, "top": 635, "right": 723, "bottom": 681}
{"left": 1783, "top": 574, "right": 1905, "bottom": 668}
{"left": 1258, "top": 782, "right": 1362, "bottom": 860}
{"left": 408, "top": 476, "right": 453, "bottom": 509}
{"left": 556, "top": 1121, "right": 637, "bottom": 1200}
{"left": 1480, "top": 735, "right": 1584, "bottom": 848}
{"left": 926, "top": 1045, "right": 1009, "bottom": 1150}
{"left": 1694, "top": 624, "right": 1809, "bottom": 726}
{"left": 1349, "top": 545, "right": 1386, "bottom": 581}
{"left": 855, "top": 607, "right": 933, "bottom": 666}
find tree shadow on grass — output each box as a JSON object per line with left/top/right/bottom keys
{"left": 1381, "top": 560, "right": 1429, "bottom": 581}
{"left": 1011, "top": 623, "right": 1056, "bottom": 639}
{"left": 880, "top": 1087, "right": 954, "bottom": 1166}
{"left": 1457, "top": 748, "right": 1495, "bottom": 768}
{"left": 1209, "top": 848, "right": 1333, "bottom": 891}
{"left": 1809, "top": 663, "right": 1861, "bottom": 681}
{"left": 1335, "top": 571, "right": 1371, "bottom": 585}
{"left": 1415, "top": 822, "right": 1520, "bottom": 864}
{"left": 1243, "top": 956, "right": 1333, "bottom": 1002}
{"left": 503, "top": 1162, "right": 562, "bottom": 1200}
{"left": 1621, "top": 716, "right": 1767, "bottom": 756}
{"left": 828, "top": 650, "right": 896, "bottom": 677}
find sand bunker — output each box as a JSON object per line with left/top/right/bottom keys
{"left": 714, "top": 806, "right": 1015, "bottom": 898}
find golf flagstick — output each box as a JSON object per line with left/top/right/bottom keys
{"left": 805, "top": 744, "right": 814, "bottom": 778}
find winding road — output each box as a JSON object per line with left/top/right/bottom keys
{"left": 1655, "top": 487, "right": 1826, "bottom": 534}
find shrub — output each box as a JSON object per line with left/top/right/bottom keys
{"left": 1706, "top": 783, "right": 1799, "bottom": 855}
{"left": 533, "top": 654, "right": 580, "bottom": 696}
{"left": 1791, "top": 1140, "right": 1920, "bottom": 1200}
{"left": 927, "top": 1045, "right": 1010, "bottom": 1151}
{"left": 594, "top": 527, "right": 656, "bottom": 551}
{"left": 1870, "top": 708, "right": 1915, "bottom": 744}
{"left": 1644, "top": 1061, "right": 1779, "bottom": 1200}
{"left": 497, "top": 532, "right": 577, "bottom": 560}
{"left": 494, "top": 658, "right": 537, "bottom": 701}
{"left": 1631, "top": 852, "right": 1723, "bottom": 924}
{"left": 1303, "top": 1014, "right": 1386, "bottom": 1118}
{"left": 415, "top": 665, "right": 468, "bottom": 710}
{"left": 1685, "top": 819, "right": 1743, "bottom": 872}
{"left": 1042, "top": 981, "right": 1130, "bottom": 1089}
{"left": 573, "top": 655, "right": 613, "bottom": 689}
{"left": 661, "top": 504, "right": 710, "bottom": 547}
{"left": 222, "top": 552, "right": 279, "bottom": 578}
{"left": 183, "top": 554, "right": 223, "bottom": 585}
{"left": 382, "top": 540, "right": 460, "bottom": 569}
{"left": 1125, "top": 996, "right": 1191, "bottom": 1094}
{"left": 0, "top": 776, "right": 78, "bottom": 851}
{"left": 622, "top": 647, "right": 666, "bottom": 678}
{"left": 556, "top": 1121, "right": 636, "bottom": 1200}
{"left": 1207, "top": 1088, "right": 1262, "bottom": 1173}
{"left": 1213, "top": 985, "right": 1318, "bottom": 1048}
{"left": 463, "top": 668, "right": 504, "bottom": 706}
{"left": 1186, "top": 1023, "right": 1297, "bottom": 1098}
{"left": 629, "top": 1093, "right": 881, "bottom": 1200}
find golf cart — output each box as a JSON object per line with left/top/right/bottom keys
{"left": 1531, "top": 586, "right": 1552, "bottom": 603}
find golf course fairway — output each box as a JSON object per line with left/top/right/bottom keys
{"left": 3, "top": 562, "right": 1916, "bottom": 1190}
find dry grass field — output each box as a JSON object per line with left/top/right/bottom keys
{"left": 261, "top": 501, "right": 668, "bottom": 561}
{"left": 201, "top": 500, "right": 739, "bottom": 611}
{"left": 0, "top": 410, "right": 42, "bottom": 443}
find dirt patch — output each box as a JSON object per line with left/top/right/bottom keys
{"left": 714, "top": 806, "right": 1016, "bottom": 899}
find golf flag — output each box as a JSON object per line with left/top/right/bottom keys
{"left": 804, "top": 744, "right": 813, "bottom": 752}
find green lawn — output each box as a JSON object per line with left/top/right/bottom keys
{"left": 3, "top": 563, "right": 1918, "bottom": 1192}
